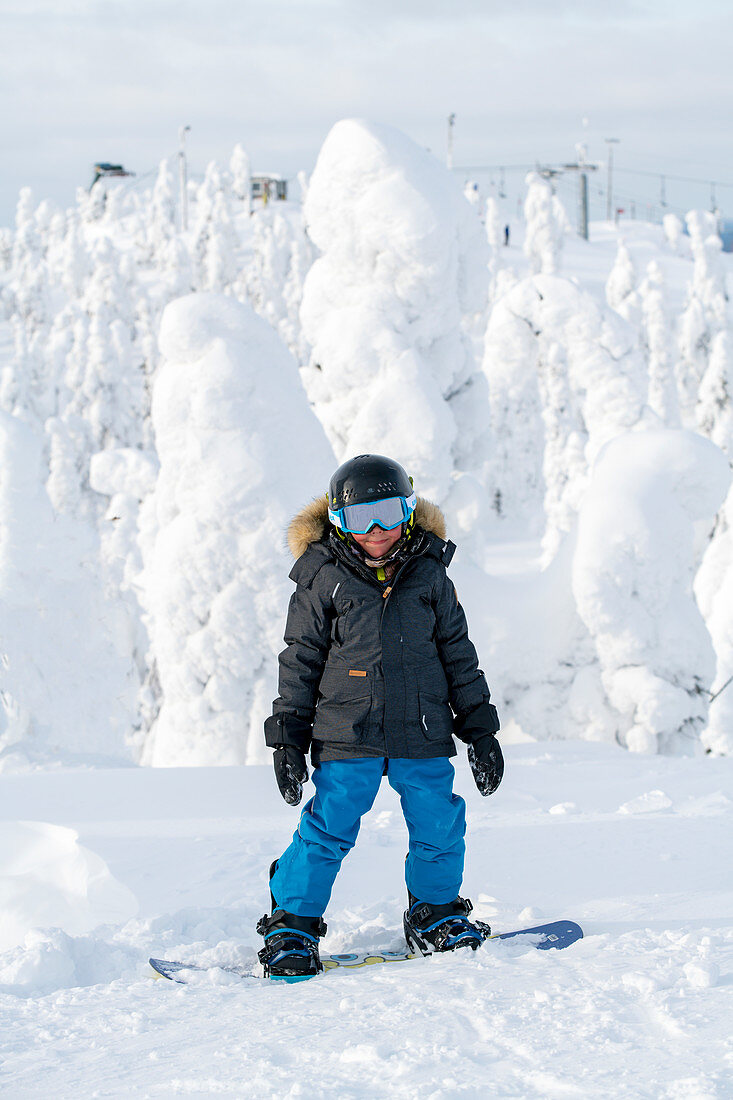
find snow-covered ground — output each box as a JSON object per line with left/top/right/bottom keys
{"left": 1, "top": 742, "right": 732, "bottom": 1098}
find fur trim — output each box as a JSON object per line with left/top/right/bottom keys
{"left": 287, "top": 496, "right": 330, "bottom": 560}
{"left": 414, "top": 497, "right": 446, "bottom": 541}
{"left": 287, "top": 495, "right": 446, "bottom": 560}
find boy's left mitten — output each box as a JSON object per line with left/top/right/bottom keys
{"left": 272, "top": 745, "right": 309, "bottom": 806}
{"left": 467, "top": 734, "right": 504, "bottom": 796}
{"left": 454, "top": 701, "right": 503, "bottom": 797}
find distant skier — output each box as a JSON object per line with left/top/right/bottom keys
{"left": 504, "top": 224, "right": 510, "bottom": 246}
{"left": 258, "top": 455, "right": 503, "bottom": 980}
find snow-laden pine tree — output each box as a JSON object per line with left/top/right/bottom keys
{"left": 203, "top": 191, "right": 237, "bottom": 293}
{"left": 191, "top": 162, "right": 239, "bottom": 291}
{"left": 523, "top": 173, "right": 566, "bottom": 276}
{"left": 639, "top": 260, "right": 679, "bottom": 425}
{"left": 573, "top": 429, "right": 730, "bottom": 754}
{"left": 57, "top": 212, "right": 91, "bottom": 300}
{"left": 483, "top": 273, "right": 649, "bottom": 547}
{"left": 299, "top": 119, "right": 492, "bottom": 550}
{"left": 235, "top": 206, "right": 315, "bottom": 364}
{"left": 663, "top": 213, "right": 684, "bottom": 254}
{"left": 9, "top": 188, "right": 50, "bottom": 343}
{"left": 693, "top": 326, "right": 733, "bottom": 756}
{"left": 69, "top": 237, "right": 144, "bottom": 454}
{"left": 0, "top": 411, "right": 137, "bottom": 767}
{"left": 0, "top": 228, "right": 12, "bottom": 272}
{"left": 89, "top": 445, "right": 159, "bottom": 761}
{"left": 695, "top": 482, "right": 733, "bottom": 755}
{"left": 605, "top": 239, "right": 638, "bottom": 323}
{"left": 676, "top": 210, "right": 728, "bottom": 425}
{"left": 137, "top": 292, "right": 335, "bottom": 766}
{"left": 484, "top": 195, "right": 512, "bottom": 310}
{"left": 148, "top": 159, "right": 177, "bottom": 266}
{"left": 697, "top": 331, "right": 732, "bottom": 446}
{"left": 485, "top": 196, "right": 503, "bottom": 251}
{"left": 230, "top": 144, "right": 252, "bottom": 216}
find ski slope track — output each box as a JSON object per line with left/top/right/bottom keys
{"left": 1, "top": 743, "right": 732, "bottom": 1098}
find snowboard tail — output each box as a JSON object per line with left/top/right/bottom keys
{"left": 149, "top": 920, "right": 583, "bottom": 984}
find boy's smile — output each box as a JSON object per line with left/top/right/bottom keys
{"left": 351, "top": 524, "right": 403, "bottom": 558}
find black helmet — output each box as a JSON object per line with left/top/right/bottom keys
{"left": 327, "top": 455, "right": 416, "bottom": 534}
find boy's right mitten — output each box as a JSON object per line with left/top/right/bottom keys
{"left": 272, "top": 745, "right": 309, "bottom": 806}
{"left": 467, "top": 734, "right": 504, "bottom": 796}
{"left": 264, "top": 713, "right": 312, "bottom": 806}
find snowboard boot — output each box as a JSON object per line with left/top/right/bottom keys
{"left": 256, "top": 859, "right": 326, "bottom": 981}
{"left": 403, "top": 892, "right": 491, "bottom": 955}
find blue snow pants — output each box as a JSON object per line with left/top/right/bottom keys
{"left": 269, "top": 757, "right": 466, "bottom": 918}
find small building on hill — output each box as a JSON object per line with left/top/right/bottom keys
{"left": 252, "top": 175, "right": 287, "bottom": 203}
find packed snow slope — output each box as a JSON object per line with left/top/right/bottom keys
{"left": 1, "top": 742, "right": 732, "bottom": 1098}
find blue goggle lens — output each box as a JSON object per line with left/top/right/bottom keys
{"left": 329, "top": 494, "right": 416, "bottom": 534}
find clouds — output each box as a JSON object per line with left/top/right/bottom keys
{"left": 1, "top": 0, "right": 731, "bottom": 224}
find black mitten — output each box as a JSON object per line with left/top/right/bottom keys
{"left": 273, "top": 745, "right": 309, "bottom": 806}
{"left": 467, "top": 733, "right": 504, "bottom": 796}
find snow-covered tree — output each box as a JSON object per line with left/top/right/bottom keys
{"left": 89, "top": 446, "right": 159, "bottom": 761}
{"left": 0, "top": 411, "right": 136, "bottom": 767}
{"left": 605, "top": 239, "right": 637, "bottom": 318}
{"left": 639, "top": 261, "right": 679, "bottom": 425}
{"left": 485, "top": 196, "right": 503, "bottom": 252}
{"left": 234, "top": 206, "right": 314, "bottom": 363}
{"left": 58, "top": 213, "right": 91, "bottom": 299}
{"left": 148, "top": 159, "right": 177, "bottom": 264}
{"left": 0, "top": 228, "right": 12, "bottom": 272}
{"left": 663, "top": 213, "right": 684, "bottom": 254}
{"left": 136, "top": 292, "right": 334, "bottom": 766}
{"left": 573, "top": 429, "right": 730, "bottom": 754}
{"left": 676, "top": 210, "right": 728, "bottom": 425}
{"left": 695, "top": 485, "right": 733, "bottom": 755}
{"left": 697, "top": 330, "right": 732, "bottom": 448}
{"left": 230, "top": 143, "right": 252, "bottom": 215}
{"left": 464, "top": 180, "right": 480, "bottom": 208}
{"left": 191, "top": 162, "right": 238, "bottom": 290}
{"left": 202, "top": 192, "right": 237, "bottom": 292}
{"left": 299, "top": 118, "right": 491, "bottom": 547}
{"left": 483, "top": 273, "right": 648, "bottom": 544}
{"left": 523, "top": 173, "right": 566, "bottom": 276}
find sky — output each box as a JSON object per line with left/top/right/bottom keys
{"left": 1, "top": 0, "right": 732, "bottom": 227}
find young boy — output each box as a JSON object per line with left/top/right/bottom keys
{"left": 258, "top": 454, "right": 503, "bottom": 979}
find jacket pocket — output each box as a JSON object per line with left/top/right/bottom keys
{"left": 418, "top": 690, "right": 454, "bottom": 742}
{"left": 332, "top": 599, "right": 352, "bottom": 646}
{"left": 313, "top": 664, "right": 372, "bottom": 744}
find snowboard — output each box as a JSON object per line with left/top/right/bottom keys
{"left": 149, "top": 919, "right": 583, "bottom": 985}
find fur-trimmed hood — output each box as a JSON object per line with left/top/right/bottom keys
{"left": 287, "top": 495, "right": 447, "bottom": 561}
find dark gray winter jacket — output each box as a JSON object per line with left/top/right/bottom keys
{"left": 265, "top": 496, "right": 496, "bottom": 764}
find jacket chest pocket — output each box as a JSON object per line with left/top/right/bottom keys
{"left": 403, "top": 591, "right": 437, "bottom": 648}
{"left": 332, "top": 599, "right": 353, "bottom": 645}
{"left": 333, "top": 595, "right": 378, "bottom": 646}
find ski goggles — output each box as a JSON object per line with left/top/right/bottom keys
{"left": 328, "top": 492, "right": 417, "bottom": 535}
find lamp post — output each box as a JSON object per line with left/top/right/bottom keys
{"left": 179, "top": 125, "right": 191, "bottom": 232}
{"left": 605, "top": 138, "right": 619, "bottom": 222}
{"left": 447, "top": 114, "right": 456, "bottom": 170}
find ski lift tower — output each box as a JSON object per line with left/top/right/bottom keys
{"left": 560, "top": 157, "right": 598, "bottom": 240}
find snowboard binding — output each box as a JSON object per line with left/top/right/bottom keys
{"left": 257, "top": 859, "right": 326, "bottom": 981}
{"left": 256, "top": 910, "right": 327, "bottom": 981}
{"left": 403, "top": 894, "right": 490, "bottom": 955}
